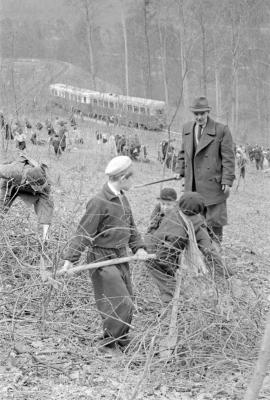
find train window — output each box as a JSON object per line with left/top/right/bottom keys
{"left": 93, "top": 99, "right": 98, "bottom": 104}
{"left": 140, "top": 107, "right": 145, "bottom": 114}
{"left": 127, "top": 104, "right": 132, "bottom": 111}
{"left": 104, "top": 101, "right": 108, "bottom": 107}
{"left": 109, "top": 102, "right": 114, "bottom": 108}
{"left": 99, "top": 100, "right": 103, "bottom": 106}
{"left": 84, "top": 97, "right": 87, "bottom": 103}
{"left": 134, "top": 106, "right": 139, "bottom": 113}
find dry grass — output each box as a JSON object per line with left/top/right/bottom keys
{"left": 0, "top": 118, "right": 270, "bottom": 400}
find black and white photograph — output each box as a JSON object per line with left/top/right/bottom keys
{"left": 0, "top": 0, "right": 270, "bottom": 399}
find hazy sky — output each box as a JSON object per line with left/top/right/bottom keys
{"left": 1, "top": 0, "right": 75, "bottom": 21}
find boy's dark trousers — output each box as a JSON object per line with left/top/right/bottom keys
{"left": 87, "top": 246, "right": 134, "bottom": 346}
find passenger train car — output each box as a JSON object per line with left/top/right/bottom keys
{"left": 49, "top": 83, "right": 166, "bottom": 130}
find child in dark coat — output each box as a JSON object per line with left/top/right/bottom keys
{"left": 147, "top": 191, "right": 232, "bottom": 304}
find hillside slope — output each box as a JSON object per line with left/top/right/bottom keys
{"left": 0, "top": 58, "right": 120, "bottom": 117}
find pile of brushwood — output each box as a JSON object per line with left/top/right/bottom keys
{"left": 0, "top": 211, "right": 269, "bottom": 399}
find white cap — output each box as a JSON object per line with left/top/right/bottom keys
{"left": 105, "top": 156, "right": 132, "bottom": 176}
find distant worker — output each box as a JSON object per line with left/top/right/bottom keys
{"left": 102, "top": 132, "right": 108, "bottom": 144}
{"left": 51, "top": 122, "right": 67, "bottom": 156}
{"left": 14, "top": 128, "right": 27, "bottom": 150}
{"left": 30, "top": 131, "right": 37, "bottom": 145}
{"left": 253, "top": 146, "right": 264, "bottom": 170}
{"left": 73, "top": 126, "right": 84, "bottom": 144}
{"left": 0, "top": 155, "right": 54, "bottom": 241}
{"left": 70, "top": 114, "right": 76, "bottom": 127}
{"left": 108, "top": 134, "right": 117, "bottom": 156}
{"left": 96, "top": 130, "right": 102, "bottom": 144}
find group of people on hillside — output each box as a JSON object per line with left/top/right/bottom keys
{"left": 0, "top": 112, "right": 85, "bottom": 156}
{"left": 0, "top": 96, "right": 236, "bottom": 353}
{"left": 245, "top": 144, "right": 270, "bottom": 170}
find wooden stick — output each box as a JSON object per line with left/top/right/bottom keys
{"left": 244, "top": 309, "right": 270, "bottom": 400}
{"left": 57, "top": 253, "right": 156, "bottom": 276}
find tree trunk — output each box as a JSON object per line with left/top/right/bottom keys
{"left": 178, "top": 0, "right": 189, "bottom": 108}
{"left": 244, "top": 310, "right": 270, "bottom": 400}
{"left": 83, "top": 0, "right": 96, "bottom": 90}
{"left": 235, "top": 70, "right": 239, "bottom": 137}
{"left": 201, "top": 21, "right": 207, "bottom": 96}
{"left": 120, "top": 5, "right": 129, "bottom": 96}
{"left": 213, "top": 34, "right": 221, "bottom": 119}
{"left": 143, "top": 0, "right": 152, "bottom": 98}
{"left": 158, "top": 20, "right": 169, "bottom": 105}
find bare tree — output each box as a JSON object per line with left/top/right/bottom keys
{"left": 119, "top": 1, "right": 129, "bottom": 96}
{"left": 142, "top": 0, "right": 152, "bottom": 98}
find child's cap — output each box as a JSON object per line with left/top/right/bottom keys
{"left": 179, "top": 191, "right": 206, "bottom": 215}
{"left": 157, "top": 188, "right": 177, "bottom": 201}
{"left": 105, "top": 156, "right": 132, "bottom": 176}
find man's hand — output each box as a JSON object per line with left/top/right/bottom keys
{"left": 174, "top": 173, "right": 182, "bottom": 181}
{"left": 135, "top": 248, "right": 149, "bottom": 260}
{"left": 221, "top": 184, "right": 231, "bottom": 197}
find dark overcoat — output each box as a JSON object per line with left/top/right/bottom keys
{"left": 176, "top": 117, "right": 235, "bottom": 206}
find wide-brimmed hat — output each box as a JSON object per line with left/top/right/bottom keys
{"left": 157, "top": 187, "right": 177, "bottom": 201}
{"left": 190, "top": 96, "right": 211, "bottom": 112}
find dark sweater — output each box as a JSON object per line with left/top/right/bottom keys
{"left": 64, "top": 183, "right": 145, "bottom": 263}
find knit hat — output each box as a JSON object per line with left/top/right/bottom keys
{"left": 157, "top": 187, "right": 177, "bottom": 201}
{"left": 179, "top": 191, "right": 206, "bottom": 215}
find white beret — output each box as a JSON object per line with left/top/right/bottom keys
{"left": 105, "top": 156, "right": 132, "bottom": 176}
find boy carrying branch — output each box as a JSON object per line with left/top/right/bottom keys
{"left": 62, "top": 156, "right": 148, "bottom": 349}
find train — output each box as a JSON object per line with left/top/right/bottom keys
{"left": 49, "top": 83, "right": 167, "bottom": 130}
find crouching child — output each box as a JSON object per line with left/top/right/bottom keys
{"left": 146, "top": 191, "right": 232, "bottom": 305}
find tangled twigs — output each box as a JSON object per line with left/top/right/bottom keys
{"left": 130, "top": 336, "right": 156, "bottom": 400}
{"left": 244, "top": 308, "right": 270, "bottom": 400}
{"left": 159, "top": 269, "right": 182, "bottom": 360}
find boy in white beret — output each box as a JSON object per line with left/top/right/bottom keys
{"left": 62, "top": 156, "right": 148, "bottom": 350}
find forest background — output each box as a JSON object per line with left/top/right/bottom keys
{"left": 1, "top": 0, "right": 270, "bottom": 145}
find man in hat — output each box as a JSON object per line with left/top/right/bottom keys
{"left": 175, "top": 96, "right": 235, "bottom": 243}
{"left": 0, "top": 155, "right": 54, "bottom": 241}
{"left": 62, "top": 155, "right": 148, "bottom": 350}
